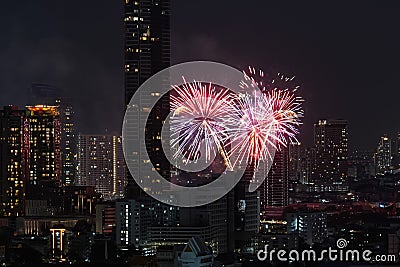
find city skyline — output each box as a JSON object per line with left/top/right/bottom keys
{"left": 1, "top": 1, "right": 400, "bottom": 151}
{"left": 2, "top": 2, "right": 400, "bottom": 267}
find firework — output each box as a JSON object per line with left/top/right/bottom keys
{"left": 229, "top": 66, "right": 304, "bottom": 170}
{"left": 169, "top": 78, "right": 235, "bottom": 168}
{"left": 169, "top": 68, "right": 303, "bottom": 175}
{"left": 224, "top": 90, "right": 277, "bottom": 169}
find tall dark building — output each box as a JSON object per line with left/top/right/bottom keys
{"left": 288, "top": 142, "right": 301, "bottom": 184}
{"left": 374, "top": 135, "right": 392, "bottom": 175}
{"left": 300, "top": 147, "right": 315, "bottom": 184}
{"left": 260, "top": 148, "right": 289, "bottom": 219}
{"left": 229, "top": 181, "right": 260, "bottom": 252}
{"left": 348, "top": 151, "right": 375, "bottom": 180}
{"left": 313, "top": 119, "right": 348, "bottom": 183}
{"left": 124, "top": 0, "right": 170, "bottom": 104}
{"left": 124, "top": 0, "right": 170, "bottom": 198}
{"left": 0, "top": 106, "right": 29, "bottom": 216}
{"left": 59, "top": 99, "right": 77, "bottom": 186}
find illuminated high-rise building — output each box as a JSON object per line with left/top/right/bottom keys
{"left": 59, "top": 100, "right": 77, "bottom": 186}
{"left": 260, "top": 148, "right": 289, "bottom": 219}
{"left": 124, "top": 0, "right": 170, "bottom": 105}
{"left": 77, "top": 135, "right": 126, "bottom": 200}
{"left": 122, "top": 1, "right": 239, "bottom": 255}
{"left": 124, "top": 0, "right": 170, "bottom": 198}
{"left": 26, "top": 105, "right": 62, "bottom": 190}
{"left": 28, "top": 84, "right": 77, "bottom": 187}
{"left": 0, "top": 106, "right": 29, "bottom": 216}
{"left": 313, "top": 119, "right": 348, "bottom": 183}
{"left": 374, "top": 135, "right": 392, "bottom": 175}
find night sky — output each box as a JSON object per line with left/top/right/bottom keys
{"left": 1, "top": 1, "right": 399, "bottom": 151}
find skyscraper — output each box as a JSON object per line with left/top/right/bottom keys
{"left": 260, "top": 148, "right": 289, "bottom": 219}
{"left": 288, "top": 142, "right": 301, "bottom": 184}
{"left": 0, "top": 106, "right": 29, "bottom": 216}
{"left": 374, "top": 135, "right": 392, "bottom": 175}
{"left": 124, "top": 0, "right": 170, "bottom": 198}
{"left": 26, "top": 105, "right": 62, "bottom": 189}
{"left": 299, "top": 147, "right": 315, "bottom": 184}
{"left": 124, "top": 0, "right": 170, "bottom": 105}
{"left": 122, "top": 1, "right": 247, "bottom": 256}
{"left": 77, "top": 135, "right": 126, "bottom": 200}
{"left": 59, "top": 100, "right": 77, "bottom": 186}
{"left": 28, "top": 84, "right": 77, "bottom": 187}
{"left": 313, "top": 119, "right": 348, "bottom": 183}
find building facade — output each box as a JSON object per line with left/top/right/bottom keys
{"left": 59, "top": 100, "right": 77, "bottom": 186}
{"left": 0, "top": 106, "right": 29, "bottom": 216}
{"left": 313, "top": 119, "right": 348, "bottom": 183}
{"left": 77, "top": 135, "right": 125, "bottom": 200}
{"left": 375, "top": 135, "right": 392, "bottom": 175}
{"left": 26, "top": 105, "right": 62, "bottom": 194}
{"left": 286, "top": 210, "right": 328, "bottom": 247}
{"left": 124, "top": 0, "right": 171, "bottom": 198}
{"left": 260, "top": 148, "right": 289, "bottom": 219}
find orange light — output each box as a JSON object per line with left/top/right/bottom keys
{"left": 26, "top": 105, "right": 59, "bottom": 115}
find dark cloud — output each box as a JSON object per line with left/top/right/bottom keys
{"left": 1, "top": 1, "right": 400, "bottom": 150}
{"left": 173, "top": 34, "right": 220, "bottom": 61}
{"left": 171, "top": 0, "right": 400, "bottom": 150}
{"left": 0, "top": 0, "right": 124, "bottom": 135}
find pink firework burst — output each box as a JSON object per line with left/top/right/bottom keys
{"left": 225, "top": 90, "right": 278, "bottom": 168}
{"left": 229, "top": 66, "right": 304, "bottom": 169}
{"left": 168, "top": 69, "right": 303, "bottom": 176}
{"left": 169, "top": 78, "right": 234, "bottom": 168}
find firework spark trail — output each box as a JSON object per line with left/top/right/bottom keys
{"left": 243, "top": 66, "right": 304, "bottom": 145}
{"left": 169, "top": 78, "right": 235, "bottom": 169}
{"left": 230, "top": 67, "right": 304, "bottom": 172}
{"left": 267, "top": 89, "right": 304, "bottom": 147}
{"left": 224, "top": 90, "right": 279, "bottom": 170}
